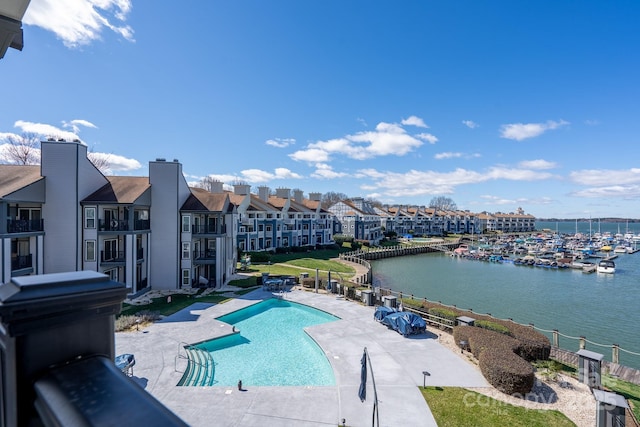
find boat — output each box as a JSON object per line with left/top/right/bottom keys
{"left": 614, "top": 245, "right": 628, "bottom": 254}
{"left": 596, "top": 259, "right": 616, "bottom": 274}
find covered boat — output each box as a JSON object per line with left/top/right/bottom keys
{"left": 380, "top": 312, "right": 427, "bottom": 336}
{"left": 374, "top": 305, "right": 397, "bottom": 322}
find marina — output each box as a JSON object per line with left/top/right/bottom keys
{"left": 371, "top": 221, "right": 640, "bottom": 370}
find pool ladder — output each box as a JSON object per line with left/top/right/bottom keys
{"left": 175, "top": 342, "right": 215, "bottom": 386}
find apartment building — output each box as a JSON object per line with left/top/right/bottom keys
{"left": 230, "top": 185, "right": 334, "bottom": 252}
{"left": 328, "top": 198, "right": 382, "bottom": 244}
{"left": 0, "top": 141, "right": 236, "bottom": 292}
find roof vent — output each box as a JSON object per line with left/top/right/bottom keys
{"left": 156, "top": 158, "right": 166, "bottom": 162}
{"left": 173, "top": 159, "right": 179, "bottom": 162}
{"left": 58, "top": 138, "right": 65, "bottom": 142}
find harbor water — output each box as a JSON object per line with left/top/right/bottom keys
{"left": 372, "top": 221, "right": 640, "bottom": 370}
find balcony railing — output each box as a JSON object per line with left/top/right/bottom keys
{"left": 100, "top": 250, "right": 125, "bottom": 263}
{"left": 191, "top": 224, "right": 227, "bottom": 235}
{"left": 7, "top": 219, "right": 44, "bottom": 233}
{"left": 134, "top": 219, "right": 150, "bottom": 230}
{"left": 193, "top": 250, "right": 216, "bottom": 261}
{"left": 99, "top": 219, "right": 129, "bottom": 232}
{"left": 11, "top": 254, "right": 32, "bottom": 270}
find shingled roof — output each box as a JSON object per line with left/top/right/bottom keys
{"left": 83, "top": 176, "right": 150, "bottom": 203}
{"left": 0, "top": 165, "right": 43, "bottom": 198}
{"left": 182, "top": 187, "right": 229, "bottom": 212}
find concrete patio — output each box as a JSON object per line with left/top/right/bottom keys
{"left": 115, "top": 287, "right": 488, "bottom": 426}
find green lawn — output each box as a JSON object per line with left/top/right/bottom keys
{"left": 421, "top": 387, "right": 575, "bottom": 427}
{"left": 602, "top": 375, "right": 640, "bottom": 421}
{"left": 283, "top": 258, "right": 355, "bottom": 273}
{"left": 119, "top": 291, "right": 230, "bottom": 317}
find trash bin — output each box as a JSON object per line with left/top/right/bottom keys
{"left": 362, "top": 290, "right": 373, "bottom": 306}
{"left": 300, "top": 272, "right": 309, "bottom": 279}
{"left": 329, "top": 280, "right": 338, "bottom": 294}
{"left": 383, "top": 295, "right": 397, "bottom": 309}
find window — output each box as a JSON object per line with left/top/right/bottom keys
{"left": 258, "top": 224, "right": 264, "bottom": 232}
{"left": 85, "top": 240, "right": 96, "bottom": 262}
{"left": 85, "top": 207, "right": 96, "bottom": 228}
{"left": 182, "top": 242, "right": 190, "bottom": 259}
{"left": 239, "top": 241, "right": 245, "bottom": 251}
{"left": 266, "top": 225, "right": 272, "bottom": 232}
{"left": 182, "top": 215, "right": 191, "bottom": 232}
{"left": 182, "top": 269, "right": 190, "bottom": 287}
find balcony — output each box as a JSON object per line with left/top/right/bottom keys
{"left": 134, "top": 219, "right": 150, "bottom": 230}
{"left": 136, "top": 248, "right": 144, "bottom": 261}
{"left": 7, "top": 219, "right": 44, "bottom": 233}
{"left": 193, "top": 250, "right": 216, "bottom": 264}
{"left": 100, "top": 250, "right": 125, "bottom": 265}
{"left": 191, "top": 224, "right": 227, "bottom": 235}
{"left": 99, "top": 219, "right": 129, "bottom": 232}
{"left": 11, "top": 254, "right": 32, "bottom": 271}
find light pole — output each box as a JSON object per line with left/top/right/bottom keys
{"left": 422, "top": 370, "right": 430, "bottom": 388}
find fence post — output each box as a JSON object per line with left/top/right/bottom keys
{"left": 612, "top": 344, "right": 619, "bottom": 364}
{"left": 579, "top": 336, "right": 586, "bottom": 350}
{"left": 552, "top": 329, "right": 559, "bottom": 347}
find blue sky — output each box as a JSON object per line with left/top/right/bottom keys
{"left": 2, "top": 1, "right": 640, "bottom": 219}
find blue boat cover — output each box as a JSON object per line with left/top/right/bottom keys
{"left": 374, "top": 306, "right": 396, "bottom": 322}
{"left": 380, "top": 312, "right": 426, "bottom": 336}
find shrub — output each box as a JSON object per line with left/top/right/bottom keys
{"left": 428, "top": 307, "right": 458, "bottom": 322}
{"left": 248, "top": 251, "right": 271, "bottom": 262}
{"left": 301, "top": 277, "right": 318, "bottom": 288}
{"left": 479, "top": 348, "right": 535, "bottom": 396}
{"left": 454, "top": 325, "right": 534, "bottom": 395}
{"left": 475, "top": 319, "right": 512, "bottom": 336}
{"left": 115, "top": 310, "right": 161, "bottom": 332}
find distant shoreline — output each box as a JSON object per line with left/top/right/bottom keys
{"left": 537, "top": 218, "right": 640, "bottom": 223}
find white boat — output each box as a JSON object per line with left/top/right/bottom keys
{"left": 614, "top": 245, "right": 628, "bottom": 254}
{"left": 596, "top": 259, "right": 616, "bottom": 274}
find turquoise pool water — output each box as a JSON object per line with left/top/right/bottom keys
{"left": 197, "top": 298, "right": 339, "bottom": 386}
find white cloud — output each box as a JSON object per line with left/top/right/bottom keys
{"left": 401, "top": 115, "right": 428, "bottom": 128}
{"left": 415, "top": 133, "right": 438, "bottom": 144}
{"left": 23, "top": 0, "right": 134, "bottom": 48}
{"left": 500, "top": 120, "right": 569, "bottom": 141}
{"left": 571, "top": 185, "right": 640, "bottom": 199}
{"left": 584, "top": 119, "right": 600, "bottom": 126}
{"left": 63, "top": 119, "right": 97, "bottom": 134}
{"left": 239, "top": 168, "right": 302, "bottom": 183}
{"left": 569, "top": 168, "right": 640, "bottom": 186}
{"left": 265, "top": 138, "right": 295, "bottom": 148}
{"left": 289, "top": 147, "right": 331, "bottom": 162}
{"left": 434, "top": 152, "right": 463, "bottom": 160}
{"left": 0, "top": 132, "right": 20, "bottom": 141}
{"left": 311, "top": 163, "right": 347, "bottom": 179}
{"left": 518, "top": 159, "right": 558, "bottom": 170}
{"left": 14, "top": 120, "right": 81, "bottom": 142}
{"left": 290, "top": 118, "right": 434, "bottom": 163}
{"left": 92, "top": 152, "right": 141, "bottom": 172}
{"left": 462, "top": 120, "right": 478, "bottom": 129}
{"left": 355, "top": 165, "right": 553, "bottom": 198}
{"left": 478, "top": 195, "right": 553, "bottom": 206}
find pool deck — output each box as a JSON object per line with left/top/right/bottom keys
{"left": 116, "top": 288, "right": 489, "bottom": 426}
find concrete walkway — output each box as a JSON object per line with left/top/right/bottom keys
{"left": 116, "top": 288, "right": 488, "bottom": 427}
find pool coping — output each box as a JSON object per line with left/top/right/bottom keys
{"left": 116, "top": 288, "right": 489, "bottom": 426}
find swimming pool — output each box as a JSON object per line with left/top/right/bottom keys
{"left": 194, "top": 298, "right": 339, "bottom": 386}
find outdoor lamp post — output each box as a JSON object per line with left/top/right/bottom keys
{"left": 422, "top": 370, "right": 431, "bottom": 388}
{"left": 0, "top": 0, "right": 31, "bottom": 59}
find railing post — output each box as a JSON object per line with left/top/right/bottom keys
{"left": 552, "top": 329, "right": 559, "bottom": 347}
{"left": 612, "top": 344, "right": 619, "bottom": 364}
{"left": 579, "top": 336, "right": 586, "bottom": 350}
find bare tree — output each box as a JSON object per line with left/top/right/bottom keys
{"left": 321, "top": 191, "right": 349, "bottom": 209}
{"left": 365, "top": 197, "right": 383, "bottom": 208}
{"left": 429, "top": 196, "right": 458, "bottom": 211}
{"left": 87, "top": 149, "right": 111, "bottom": 174}
{"left": 2, "top": 133, "right": 41, "bottom": 165}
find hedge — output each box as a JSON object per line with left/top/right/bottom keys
{"left": 401, "top": 297, "right": 550, "bottom": 361}
{"left": 475, "top": 319, "right": 512, "bottom": 336}
{"left": 454, "top": 325, "right": 534, "bottom": 395}
{"left": 428, "top": 307, "right": 458, "bottom": 322}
